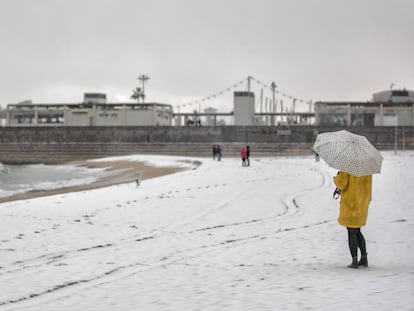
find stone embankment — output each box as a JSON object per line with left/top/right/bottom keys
{"left": 0, "top": 126, "right": 412, "bottom": 164}
{"left": 0, "top": 142, "right": 313, "bottom": 164}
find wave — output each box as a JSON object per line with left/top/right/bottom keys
{"left": 0, "top": 162, "right": 9, "bottom": 175}
{"left": 0, "top": 163, "right": 111, "bottom": 199}
{"left": 0, "top": 163, "right": 11, "bottom": 188}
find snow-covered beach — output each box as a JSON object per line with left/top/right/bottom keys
{"left": 0, "top": 152, "right": 413, "bottom": 310}
{"left": 0, "top": 158, "right": 189, "bottom": 203}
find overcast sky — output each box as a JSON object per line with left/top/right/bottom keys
{"left": 1, "top": 0, "right": 413, "bottom": 113}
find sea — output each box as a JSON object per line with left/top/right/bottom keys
{"left": 0, "top": 162, "right": 111, "bottom": 199}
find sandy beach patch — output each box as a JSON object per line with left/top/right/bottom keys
{"left": 0, "top": 160, "right": 187, "bottom": 203}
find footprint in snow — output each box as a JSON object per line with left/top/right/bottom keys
{"left": 15, "top": 234, "right": 24, "bottom": 239}
{"left": 392, "top": 219, "right": 407, "bottom": 223}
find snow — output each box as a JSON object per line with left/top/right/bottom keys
{"left": 89, "top": 154, "right": 201, "bottom": 169}
{"left": 0, "top": 152, "right": 413, "bottom": 310}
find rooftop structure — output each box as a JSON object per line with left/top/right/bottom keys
{"left": 233, "top": 91, "right": 255, "bottom": 126}
{"left": 372, "top": 89, "right": 414, "bottom": 103}
{"left": 314, "top": 89, "right": 414, "bottom": 127}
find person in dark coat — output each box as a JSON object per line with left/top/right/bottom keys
{"left": 246, "top": 145, "right": 250, "bottom": 166}
{"left": 212, "top": 144, "right": 218, "bottom": 160}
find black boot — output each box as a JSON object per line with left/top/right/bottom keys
{"left": 358, "top": 253, "right": 368, "bottom": 267}
{"left": 348, "top": 257, "right": 358, "bottom": 269}
{"left": 347, "top": 228, "right": 359, "bottom": 269}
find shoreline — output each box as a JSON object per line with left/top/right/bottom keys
{"left": 0, "top": 160, "right": 185, "bottom": 204}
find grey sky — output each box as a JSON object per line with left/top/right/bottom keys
{"left": 1, "top": 0, "right": 413, "bottom": 112}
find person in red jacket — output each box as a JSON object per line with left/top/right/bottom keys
{"left": 240, "top": 147, "right": 247, "bottom": 166}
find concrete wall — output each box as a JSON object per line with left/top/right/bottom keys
{"left": 0, "top": 126, "right": 413, "bottom": 164}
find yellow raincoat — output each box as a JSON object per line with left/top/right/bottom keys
{"left": 334, "top": 172, "right": 372, "bottom": 228}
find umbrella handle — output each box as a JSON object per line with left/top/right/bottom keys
{"left": 333, "top": 188, "right": 341, "bottom": 200}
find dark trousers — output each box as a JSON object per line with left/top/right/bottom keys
{"left": 347, "top": 227, "right": 366, "bottom": 258}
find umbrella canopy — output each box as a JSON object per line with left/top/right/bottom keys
{"left": 312, "top": 130, "right": 383, "bottom": 176}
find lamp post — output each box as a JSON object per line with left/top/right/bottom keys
{"left": 247, "top": 76, "right": 252, "bottom": 92}
{"left": 138, "top": 74, "right": 150, "bottom": 102}
{"left": 271, "top": 82, "right": 277, "bottom": 125}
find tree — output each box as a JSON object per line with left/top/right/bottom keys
{"left": 131, "top": 87, "right": 144, "bottom": 103}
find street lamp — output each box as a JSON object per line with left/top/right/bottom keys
{"left": 138, "top": 74, "right": 150, "bottom": 102}
{"left": 271, "top": 82, "right": 277, "bottom": 124}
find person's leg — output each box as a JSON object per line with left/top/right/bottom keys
{"left": 357, "top": 229, "right": 368, "bottom": 267}
{"left": 347, "top": 227, "right": 359, "bottom": 268}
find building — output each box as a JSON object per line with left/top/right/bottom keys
{"left": 233, "top": 91, "right": 255, "bottom": 126}
{"left": 314, "top": 89, "right": 414, "bottom": 127}
{"left": 203, "top": 107, "right": 218, "bottom": 126}
{"left": 1, "top": 93, "right": 173, "bottom": 127}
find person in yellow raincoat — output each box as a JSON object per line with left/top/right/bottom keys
{"left": 334, "top": 171, "right": 372, "bottom": 268}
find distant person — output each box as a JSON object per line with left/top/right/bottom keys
{"left": 217, "top": 145, "right": 222, "bottom": 161}
{"left": 315, "top": 152, "right": 320, "bottom": 162}
{"left": 334, "top": 171, "right": 372, "bottom": 268}
{"left": 212, "top": 144, "right": 218, "bottom": 160}
{"left": 246, "top": 145, "right": 250, "bottom": 166}
{"left": 240, "top": 147, "right": 247, "bottom": 166}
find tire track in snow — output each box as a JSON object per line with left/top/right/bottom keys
{"left": 0, "top": 180, "right": 235, "bottom": 277}
{"left": 0, "top": 180, "right": 246, "bottom": 306}
{"left": 0, "top": 164, "right": 319, "bottom": 277}
{"left": 0, "top": 217, "right": 333, "bottom": 310}
{"left": 280, "top": 166, "right": 328, "bottom": 216}
{"left": 0, "top": 164, "right": 333, "bottom": 309}
{"left": 189, "top": 165, "right": 332, "bottom": 234}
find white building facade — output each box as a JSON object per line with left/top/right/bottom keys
{"left": 2, "top": 93, "right": 173, "bottom": 127}
{"left": 314, "top": 89, "right": 414, "bottom": 127}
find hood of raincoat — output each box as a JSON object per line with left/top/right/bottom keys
{"left": 334, "top": 172, "right": 373, "bottom": 228}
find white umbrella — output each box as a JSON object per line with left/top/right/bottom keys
{"left": 312, "top": 130, "right": 383, "bottom": 176}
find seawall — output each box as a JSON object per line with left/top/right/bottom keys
{"left": 0, "top": 126, "right": 412, "bottom": 164}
